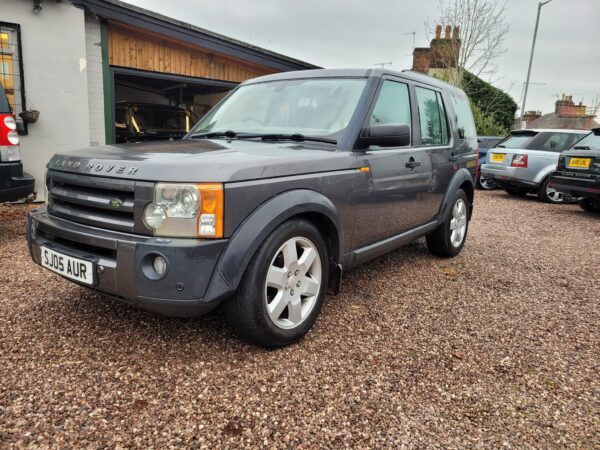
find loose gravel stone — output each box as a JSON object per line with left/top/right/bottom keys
{"left": 0, "top": 192, "right": 598, "bottom": 448}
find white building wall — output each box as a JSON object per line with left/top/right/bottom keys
{"left": 2, "top": 0, "right": 91, "bottom": 200}
{"left": 84, "top": 13, "right": 105, "bottom": 147}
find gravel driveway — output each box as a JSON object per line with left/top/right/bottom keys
{"left": 1, "top": 191, "right": 598, "bottom": 448}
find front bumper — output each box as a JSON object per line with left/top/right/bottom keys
{"left": 0, "top": 162, "right": 35, "bottom": 202}
{"left": 27, "top": 206, "right": 228, "bottom": 317}
{"left": 550, "top": 172, "right": 600, "bottom": 200}
{"left": 480, "top": 164, "right": 538, "bottom": 190}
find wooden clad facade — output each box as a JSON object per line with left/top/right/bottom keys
{"left": 108, "top": 22, "right": 276, "bottom": 83}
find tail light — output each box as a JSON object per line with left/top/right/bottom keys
{"left": 511, "top": 154, "right": 528, "bottom": 168}
{"left": 475, "top": 146, "right": 480, "bottom": 178}
{"left": 0, "top": 113, "right": 21, "bottom": 162}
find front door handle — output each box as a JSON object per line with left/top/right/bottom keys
{"left": 405, "top": 160, "right": 422, "bottom": 169}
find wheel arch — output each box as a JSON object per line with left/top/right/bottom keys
{"left": 438, "top": 168, "right": 475, "bottom": 222}
{"left": 204, "top": 189, "right": 344, "bottom": 305}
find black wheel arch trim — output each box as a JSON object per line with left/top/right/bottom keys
{"left": 203, "top": 189, "right": 343, "bottom": 304}
{"left": 438, "top": 168, "right": 474, "bottom": 221}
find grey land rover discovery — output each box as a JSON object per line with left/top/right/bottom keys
{"left": 27, "top": 69, "right": 477, "bottom": 347}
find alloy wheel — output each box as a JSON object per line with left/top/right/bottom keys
{"left": 264, "top": 236, "right": 322, "bottom": 330}
{"left": 450, "top": 199, "right": 468, "bottom": 247}
{"left": 546, "top": 185, "right": 564, "bottom": 203}
{"left": 479, "top": 174, "right": 495, "bottom": 190}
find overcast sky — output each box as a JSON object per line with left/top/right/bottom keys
{"left": 124, "top": 0, "right": 599, "bottom": 115}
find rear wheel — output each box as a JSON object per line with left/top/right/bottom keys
{"left": 223, "top": 219, "right": 328, "bottom": 348}
{"left": 578, "top": 198, "right": 600, "bottom": 212}
{"left": 537, "top": 177, "right": 564, "bottom": 203}
{"left": 426, "top": 189, "right": 470, "bottom": 258}
{"left": 476, "top": 174, "right": 496, "bottom": 190}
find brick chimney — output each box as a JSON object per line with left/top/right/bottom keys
{"left": 412, "top": 24, "right": 461, "bottom": 74}
{"left": 523, "top": 110, "right": 542, "bottom": 127}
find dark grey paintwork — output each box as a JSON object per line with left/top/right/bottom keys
{"left": 27, "top": 68, "right": 477, "bottom": 317}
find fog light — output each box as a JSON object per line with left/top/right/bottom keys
{"left": 152, "top": 255, "right": 167, "bottom": 276}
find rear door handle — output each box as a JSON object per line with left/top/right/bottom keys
{"left": 405, "top": 160, "right": 421, "bottom": 169}
{"left": 449, "top": 154, "right": 459, "bottom": 162}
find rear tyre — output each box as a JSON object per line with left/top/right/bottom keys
{"left": 578, "top": 198, "right": 600, "bottom": 212}
{"left": 476, "top": 174, "right": 496, "bottom": 190}
{"left": 504, "top": 186, "right": 529, "bottom": 197}
{"left": 426, "top": 189, "right": 470, "bottom": 258}
{"left": 537, "top": 177, "right": 564, "bottom": 203}
{"left": 223, "top": 219, "right": 329, "bottom": 348}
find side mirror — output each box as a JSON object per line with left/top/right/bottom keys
{"left": 356, "top": 123, "right": 411, "bottom": 149}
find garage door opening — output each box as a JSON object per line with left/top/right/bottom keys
{"left": 110, "top": 68, "right": 237, "bottom": 143}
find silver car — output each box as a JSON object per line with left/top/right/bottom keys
{"left": 481, "top": 129, "right": 588, "bottom": 203}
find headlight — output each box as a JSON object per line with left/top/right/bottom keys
{"left": 143, "top": 183, "right": 223, "bottom": 238}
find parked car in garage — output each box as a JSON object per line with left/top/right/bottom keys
{"left": 550, "top": 128, "right": 600, "bottom": 212}
{"left": 480, "top": 129, "right": 588, "bottom": 203}
{"left": 115, "top": 102, "right": 191, "bottom": 143}
{"left": 27, "top": 68, "right": 477, "bottom": 347}
{"left": 0, "top": 84, "right": 35, "bottom": 203}
{"left": 476, "top": 135, "right": 504, "bottom": 190}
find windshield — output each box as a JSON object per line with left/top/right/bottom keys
{"left": 189, "top": 78, "right": 367, "bottom": 139}
{"left": 571, "top": 131, "right": 600, "bottom": 150}
{"left": 131, "top": 106, "right": 189, "bottom": 133}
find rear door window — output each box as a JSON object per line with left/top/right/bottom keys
{"left": 415, "top": 86, "right": 449, "bottom": 145}
{"left": 537, "top": 132, "right": 584, "bottom": 152}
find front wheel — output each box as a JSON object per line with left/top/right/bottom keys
{"left": 426, "top": 189, "right": 470, "bottom": 258}
{"left": 223, "top": 219, "right": 329, "bottom": 348}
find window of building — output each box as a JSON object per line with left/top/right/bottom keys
{"left": 0, "top": 23, "right": 26, "bottom": 134}
{"left": 369, "top": 80, "right": 411, "bottom": 145}
{"left": 415, "top": 86, "right": 449, "bottom": 145}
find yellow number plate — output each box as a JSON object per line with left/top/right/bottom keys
{"left": 567, "top": 157, "right": 591, "bottom": 169}
{"left": 490, "top": 153, "right": 505, "bottom": 163}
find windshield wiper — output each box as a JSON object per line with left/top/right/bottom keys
{"left": 251, "top": 133, "right": 337, "bottom": 144}
{"left": 189, "top": 130, "right": 238, "bottom": 139}
{"left": 573, "top": 145, "right": 591, "bottom": 150}
{"left": 496, "top": 144, "right": 506, "bottom": 148}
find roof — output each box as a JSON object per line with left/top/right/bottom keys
{"left": 515, "top": 128, "right": 590, "bottom": 134}
{"left": 71, "top": 0, "right": 319, "bottom": 72}
{"left": 245, "top": 68, "right": 466, "bottom": 92}
{"left": 527, "top": 112, "right": 600, "bottom": 131}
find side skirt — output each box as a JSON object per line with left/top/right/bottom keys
{"left": 344, "top": 220, "right": 439, "bottom": 269}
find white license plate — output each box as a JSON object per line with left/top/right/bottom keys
{"left": 41, "top": 246, "right": 94, "bottom": 285}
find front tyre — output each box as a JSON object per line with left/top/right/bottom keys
{"left": 223, "top": 219, "right": 329, "bottom": 348}
{"left": 426, "top": 189, "right": 470, "bottom": 258}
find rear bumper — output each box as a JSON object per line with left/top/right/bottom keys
{"left": 0, "top": 162, "right": 35, "bottom": 202}
{"left": 550, "top": 173, "right": 600, "bottom": 200}
{"left": 480, "top": 164, "right": 538, "bottom": 189}
{"left": 27, "top": 206, "right": 228, "bottom": 317}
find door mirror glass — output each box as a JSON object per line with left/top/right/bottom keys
{"left": 357, "top": 123, "right": 411, "bottom": 148}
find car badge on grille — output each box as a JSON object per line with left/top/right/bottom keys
{"left": 110, "top": 198, "right": 124, "bottom": 209}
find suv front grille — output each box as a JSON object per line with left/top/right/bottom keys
{"left": 47, "top": 170, "right": 153, "bottom": 234}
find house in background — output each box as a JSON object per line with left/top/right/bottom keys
{"left": 523, "top": 94, "right": 599, "bottom": 130}
{"left": 412, "top": 24, "right": 461, "bottom": 85}
{"left": 0, "top": 0, "right": 317, "bottom": 200}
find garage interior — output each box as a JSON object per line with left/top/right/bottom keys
{"left": 89, "top": 11, "right": 318, "bottom": 144}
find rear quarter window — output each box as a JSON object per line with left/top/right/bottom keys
{"left": 450, "top": 91, "right": 477, "bottom": 139}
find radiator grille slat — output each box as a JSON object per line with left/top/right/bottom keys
{"left": 47, "top": 170, "right": 147, "bottom": 234}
